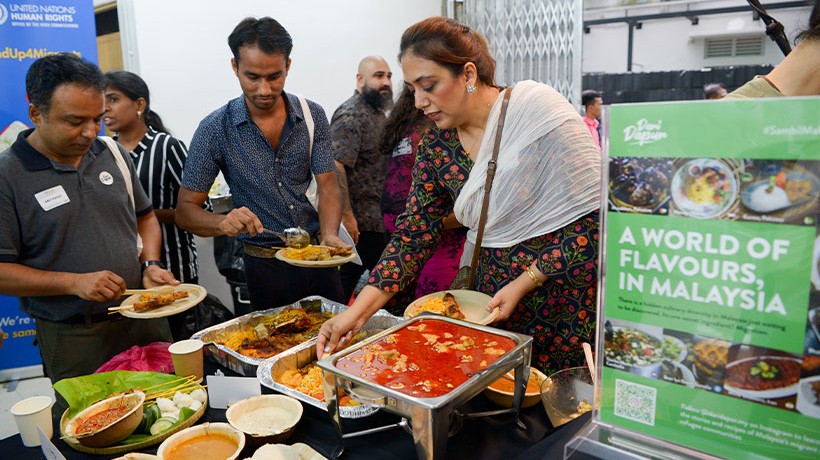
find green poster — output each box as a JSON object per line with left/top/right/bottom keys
{"left": 599, "top": 97, "right": 820, "bottom": 460}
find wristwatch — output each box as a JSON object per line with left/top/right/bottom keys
{"left": 141, "top": 260, "right": 165, "bottom": 272}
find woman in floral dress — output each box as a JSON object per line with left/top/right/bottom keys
{"left": 318, "top": 17, "right": 600, "bottom": 375}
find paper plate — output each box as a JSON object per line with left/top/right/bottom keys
{"left": 404, "top": 290, "right": 498, "bottom": 325}
{"left": 118, "top": 284, "right": 207, "bottom": 319}
{"left": 275, "top": 246, "right": 356, "bottom": 268}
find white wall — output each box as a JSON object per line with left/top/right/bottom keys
{"left": 120, "top": 0, "right": 443, "bottom": 144}
{"left": 582, "top": 1, "right": 811, "bottom": 73}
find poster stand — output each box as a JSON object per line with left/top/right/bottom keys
{"left": 569, "top": 98, "right": 820, "bottom": 460}
{"left": 564, "top": 419, "right": 722, "bottom": 460}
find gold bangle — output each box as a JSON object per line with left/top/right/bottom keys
{"left": 526, "top": 266, "right": 543, "bottom": 287}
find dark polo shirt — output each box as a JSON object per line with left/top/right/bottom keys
{"left": 0, "top": 129, "right": 152, "bottom": 321}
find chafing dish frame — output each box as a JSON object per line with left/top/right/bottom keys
{"left": 317, "top": 313, "right": 533, "bottom": 460}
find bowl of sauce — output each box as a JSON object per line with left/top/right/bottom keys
{"left": 483, "top": 368, "right": 546, "bottom": 408}
{"left": 157, "top": 422, "right": 245, "bottom": 460}
{"left": 63, "top": 391, "right": 145, "bottom": 448}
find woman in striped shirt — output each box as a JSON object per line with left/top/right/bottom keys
{"left": 103, "top": 71, "right": 201, "bottom": 283}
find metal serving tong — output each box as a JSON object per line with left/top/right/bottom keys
{"left": 262, "top": 226, "right": 311, "bottom": 249}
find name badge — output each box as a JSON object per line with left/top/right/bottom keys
{"left": 35, "top": 185, "right": 70, "bottom": 211}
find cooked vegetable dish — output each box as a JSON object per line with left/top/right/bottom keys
{"left": 605, "top": 328, "right": 662, "bottom": 366}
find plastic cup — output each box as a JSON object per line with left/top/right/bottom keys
{"left": 11, "top": 396, "right": 53, "bottom": 447}
{"left": 169, "top": 339, "right": 204, "bottom": 381}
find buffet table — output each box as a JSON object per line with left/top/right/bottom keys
{"left": 0, "top": 358, "right": 592, "bottom": 460}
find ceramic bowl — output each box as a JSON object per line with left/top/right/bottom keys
{"left": 63, "top": 391, "right": 145, "bottom": 448}
{"left": 225, "top": 395, "right": 303, "bottom": 446}
{"left": 156, "top": 422, "right": 245, "bottom": 460}
{"left": 483, "top": 368, "right": 547, "bottom": 408}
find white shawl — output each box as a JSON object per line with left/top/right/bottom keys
{"left": 453, "top": 80, "right": 601, "bottom": 266}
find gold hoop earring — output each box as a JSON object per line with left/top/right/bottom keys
{"left": 466, "top": 84, "right": 476, "bottom": 94}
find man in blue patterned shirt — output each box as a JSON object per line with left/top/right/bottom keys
{"left": 177, "top": 17, "right": 347, "bottom": 309}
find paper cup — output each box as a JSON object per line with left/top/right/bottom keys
{"left": 169, "top": 339, "right": 204, "bottom": 381}
{"left": 11, "top": 396, "right": 53, "bottom": 447}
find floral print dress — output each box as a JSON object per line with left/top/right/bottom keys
{"left": 369, "top": 127, "right": 599, "bottom": 375}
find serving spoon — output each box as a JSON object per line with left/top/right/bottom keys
{"left": 262, "top": 227, "right": 311, "bottom": 249}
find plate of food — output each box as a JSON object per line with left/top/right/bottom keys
{"left": 671, "top": 159, "right": 737, "bottom": 219}
{"left": 660, "top": 361, "right": 696, "bottom": 388}
{"left": 608, "top": 157, "right": 673, "bottom": 211}
{"left": 690, "top": 338, "right": 731, "bottom": 388}
{"left": 404, "top": 290, "right": 497, "bottom": 325}
{"left": 115, "top": 284, "right": 207, "bottom": 319}
{"left": 741, "top": 168, "right": 819, "bottom": 214}
{"left": 660, "top": 335, "right": 688, "bottom": 363}
{"left": 723, "top": 356, "right": 802, "bottom": 400}
{"left": 56, "top": 372, "right": 207, "bottom": 455}
{"left": 604, "top": 326, "right": 665, "bottom": 377}
{"left": 796, "top": 374, "right": 820, "bottom": 418}
{"left": 275, "top": 245, "right": 356, "bottom": 268}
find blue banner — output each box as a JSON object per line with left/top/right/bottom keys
{"left": 0, "top": 0, "right": 97, "bottom": 377}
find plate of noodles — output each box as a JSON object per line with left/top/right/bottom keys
{"left": 404, "top": 289, "right": 498, "bottom": 325}
{"left": 275, "top": 245, "right": 356, "bottom": 268}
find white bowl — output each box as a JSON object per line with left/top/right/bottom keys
{"left": 156, "top": 422, "right": 245, "bottom": 460}
{"left": 226, "top": 395, "right": 302, "bottom": 445}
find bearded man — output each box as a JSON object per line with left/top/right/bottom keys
{"left": 330, "top": 56, "right": 394, "bottom": 301}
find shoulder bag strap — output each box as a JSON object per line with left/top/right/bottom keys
{"left": 296, "top": 95, "right": 315, "bottom": 157}
{"left": 467, "top": 87, "right": 513, "bottom": 286}
{"left": 100, "top": 136, "right": 135, "bottom": 211}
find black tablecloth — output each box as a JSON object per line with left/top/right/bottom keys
{"left": 1, "top": 360, "right": 592, "bottom": 460}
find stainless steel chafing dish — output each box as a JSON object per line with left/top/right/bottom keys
{"left": 192, "top": 296, "right": 372, "bottom": 376}
{"left": 257, "top": 310, "right": 401, "bottom": 418}
{"left": 317, "top": 314, "right": 533, "bottom": 460}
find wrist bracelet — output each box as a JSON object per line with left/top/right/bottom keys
{"left": 526, "top": 266, "right": 544, "bottom": 287}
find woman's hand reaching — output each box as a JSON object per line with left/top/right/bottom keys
{"left": 316, "top": 286, "right": 395, "bottom": 359}
{"left": 486, "top": 265, "right": 545, "bottom": 322}
{"left": 316, "top": 308, "right": 365, "bottom": 359}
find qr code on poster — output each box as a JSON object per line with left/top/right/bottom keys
{"left": 614, "top": 379, "right": 656, "bottom": 426}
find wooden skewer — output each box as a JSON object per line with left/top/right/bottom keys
{"left": 107, "top": 305, "right": 135, "bottom": 311}
{"left": 123, "top": 286, "right": 176, "bottom": 296}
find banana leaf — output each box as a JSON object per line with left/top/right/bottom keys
{"left": 53, "top": 371, "right": 187, "bottom": 418}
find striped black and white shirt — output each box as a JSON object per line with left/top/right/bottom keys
{"left": 127, "top": 128, "right": 199, "bottom": 282}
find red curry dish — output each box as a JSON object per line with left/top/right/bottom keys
{"left": 75, "top": 406, "right": 132, "bottom": 435}
{"left": 335, "top": 319, "right": 516, "bottom": 398}
{"left": 724, "top": 357, "right": 801, "bottom": 391}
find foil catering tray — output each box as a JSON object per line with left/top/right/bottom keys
{"left": 191, "top": 296, "right": 350, "bottom": 376}
{"left": 257, "top": 311, "right": 401, "bottom": 418}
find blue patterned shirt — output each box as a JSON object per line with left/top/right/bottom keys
{"left": 182, "top": 92, "right": 336, "bottom": 246}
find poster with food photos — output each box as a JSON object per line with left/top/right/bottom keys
{"left": 599, "top": 97, "right": 820, "bottom": 460}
